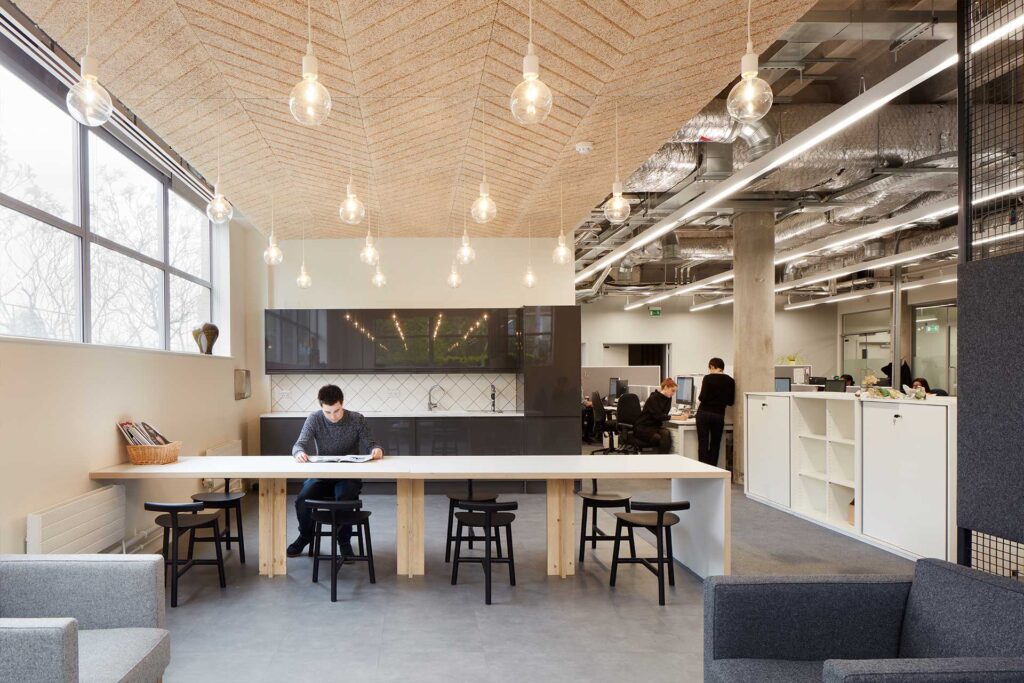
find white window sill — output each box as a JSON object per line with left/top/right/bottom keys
{"left": 0, "top": 333, "right": 234, "bottom": 360}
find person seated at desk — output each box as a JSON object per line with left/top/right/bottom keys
{"left": 840, "top": 374, "right": 855, "bottom": 387}
{"left": 696, "top": 358, "right": 735, "bottom": 467}
{"left": 633, "top": 378, "right": 677, "bottom": 454}
{"left": 288, "top": 384, "right": 384, "bottom": 558}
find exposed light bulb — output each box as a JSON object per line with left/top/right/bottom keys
{"left": 446, "top": 263, "right": 462, "bottom": 289}
{"left": 67, "top": 53, "right": 113, "bottom": 127}
{"left": 471, "top": 181, "right": 497, "bottom": 224}
{"left": 263, "top": 233, "right": 283, "bottom": 265}
{"left": 340, "top": 182, "right": 366, "bottom": 225}
{"left": 359, "top": 231, "right": 379, "bottom": 266}
{"left": 726, "top": 42, "right": 773, "bottom": 124}
{"left": 371, "top": 265, "right": 387, "bottom": 288}
{"left": 552, "top": 231, "right": 572, "bottom": 265}
{"left": 511, "top": 43, "right": 552, "bottom": 124}
{"left": 456, "top": 231, "right": 476, "bottom": 265}
{"left": 603, "top": 181, "right": 630, "bottom": 224}
{"left": 296, "top": 263, "right": 312, "bottom": 289}
{"left": 523, "top": 265, "right": 537, "bottom": 288}
{"left": 290, "top": 43, "right": 331, "bottom": 126}
{"left": 206, "top": 184, "right": 234, "bottom": 225}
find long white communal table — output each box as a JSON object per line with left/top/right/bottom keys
{"left": 90, "top": 454, "right": 730, "bottom": 580}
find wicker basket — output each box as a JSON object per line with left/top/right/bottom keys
{"left": 127, "top": 441, "right": 181, "bottom": 465}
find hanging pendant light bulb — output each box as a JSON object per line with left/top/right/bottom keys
{"left": 289, "top": 0, "right": 332, "bottom": 126}
{"left": 340, "top": 179, "right": 366, "bottom": 225}
{"left": 456, "top": 200, "right": 476, "bottom": 264}
{"left": 552, "top": 180, "right": 573, "bottom": 265}
{"left": 510, "top": 0, "right": 552, "bottom": 125}
{"left": 263, "top": 193, "right": 284, "bottom": 265}
{"left": 67, "top": 0, "right": 113, "bottom": 127}
{"left": 206, "top": 139, "right": 234, "bottom": 225}
{"left": 523, "top": 216, "right": 537, "bottom": 288}
{"left": 470, "top": 118, "right": 497, "bottom": 224}
{"left": 726, "top": 0, "right": 773, "bottom": 124}
{"left": 603, "top": 103, "right": 630, "bottom": 224}
{"left": 359, "top": 205, "right": 378, "bottom": 265}
{"left": 446, "top": 262, "right": 462, "bottom": 289}
{"left": 296, "top": 216, "right": 312, "bottom": 289}
{"left": 371, "top": 264, "right": 387, "bottom": 288}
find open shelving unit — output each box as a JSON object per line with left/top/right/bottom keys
{"left": 790, "top": 395, "right": 859, "bottom": 529}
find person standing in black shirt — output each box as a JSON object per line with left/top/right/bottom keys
{"left": 634, "top": 378, "right": 677, "bottom": 454}
{"left": 696, "top": 358, "right": 735, "bottom": 467}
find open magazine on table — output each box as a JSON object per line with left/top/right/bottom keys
{"left": 307, "top": 454, "right": 375, "bottom": 463}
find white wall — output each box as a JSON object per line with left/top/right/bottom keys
{"left": 580, "top": 296, "right": 838, "bottom": 378}
{"left": 273, "top": 237, "right": 574, "bottom": 308}
{"left": 0, "top": 222, "right": 262, "bottom": 554}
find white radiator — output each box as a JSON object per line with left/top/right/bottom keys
{"left": 26, "top": 485, "right": 127, "bottom": 554}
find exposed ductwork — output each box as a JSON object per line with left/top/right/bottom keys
{"left": 671, "top": 99, "right": 779, "bottom": 160}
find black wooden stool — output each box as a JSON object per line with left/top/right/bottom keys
{"left": 308, "top": 499, "right": 375, "bottom": 602}
{"left": 445, "top": 480, "right": 498, "bottom": 563}
{"left": 577, "top": 479, "right": 635, "bottom": 565}
{"left": 191, "top": 478, "right": 245, "bottom": 564}
{"left": 451, "top": 500, "right": 518, "bottom": 605}
{"left": 609, "top": 500, "right": 690, "bottom": 606}
{"left": 146, "top": 501, "right": 226, "bottom": 608}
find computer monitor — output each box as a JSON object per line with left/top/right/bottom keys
{"left": 616, "top": 378, "right": 629, "bottom": 397}
{"left": 774, "top": 377, "right": 792, "bottom": 392}
{"left": 808, "top": 376, "right": 827, "bottom": 386}
{"left": 608, "top": 378, "right": 619, "bottom": 400}
{"left": 824, "top": 378, "right": 847, "bottom": 393}
{"left": 675, "top": 376, "right": 694, "bottom": 405}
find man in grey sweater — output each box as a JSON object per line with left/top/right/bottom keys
{"left": 287, "top": 384, "right": 383, "bottom": 558}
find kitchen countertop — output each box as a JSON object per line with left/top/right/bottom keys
{"left": 261, "top": 410, "right": 525, "bottom": 419}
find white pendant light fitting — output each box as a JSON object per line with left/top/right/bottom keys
{"left": 371, "top": 264, "right": 387, "bottom": 288}
{"left": 523, "top": 216, "right": 537, "bottom": 288}
{"left": 206, "top": 137, "right": 234, "bottom": 225}
{"left": 510, "top": 0, "right": 553, "bottom": 125}
{"left": 447, "top": 262, "right": 462, "bottom": 288}
{"left": 359, "top": 202, "right": 378, "bottom": 264}
{"left": 341, "top": 178, "right": 366, "bottom": 225}
{"left": 726, "top": 0, "right": 773, "bottom": 124}
{"left": 297, "top": 216, "right": 312, "bottom": 289}
{"left": 66, "top": 0, "right": 113, "bottom": 127}
{"left": 289, "top": 0, "right": 332, "bottom": 126}
{"left": 603, "top": 103, "right": 630, "bottom": 224}
{"left": 263, "top": 192, "right": 284, "bottom": 265}
{"left": 457, "top": 199, "right": 476, "bottom": 265}
{"left": 552, "top": 180, "right": 573, "bottom": 265}
{"left": 471, "top": 117, "right": 497, "bottom": 224}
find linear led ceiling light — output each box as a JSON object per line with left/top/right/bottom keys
{"left": 690, "top": 296, "right": 734, "bottom": 312}
{"left": 969, "top": 5, "right": 1024, "bottom": 53}
{"left": 623, "top": 271, "right": 735, "bottom": 311}
{"left": 576, "top": 39, "right": 957, "bottom": 287}
{"left": 783, "top": 286, "right": 895, "bottom": 310}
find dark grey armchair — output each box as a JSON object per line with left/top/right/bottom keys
{"left": 704, "top": 558, "right": 1024, "bottom": 682}
{"left": 0, "top": 555, "right": 170, "bottom": 683}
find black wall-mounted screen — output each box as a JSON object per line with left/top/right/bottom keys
{"left": 266, "top": 308, "right": 521, "bottom": 374}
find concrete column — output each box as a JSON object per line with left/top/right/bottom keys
{"left": 731, "top": 212, "right": 776, "bottom": 485}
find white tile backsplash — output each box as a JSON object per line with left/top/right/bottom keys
{"left": 271, "top": 373, "right": 519, "bottom": 413}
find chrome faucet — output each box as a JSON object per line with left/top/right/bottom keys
{"left": 428, "top": 384, "right": 445, "bottom": 411}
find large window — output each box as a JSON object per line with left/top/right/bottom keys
{"left": 0, "top": 58, "right": 216, "bottom": 352}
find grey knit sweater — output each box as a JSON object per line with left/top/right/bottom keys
{"left": 291, "top": 410, "right": 379, "bottom": 456}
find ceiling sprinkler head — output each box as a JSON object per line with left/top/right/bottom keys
{"left": 575, "top": 141, "right": 594, "bottom": 155}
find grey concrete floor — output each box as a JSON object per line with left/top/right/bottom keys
{"left": 163, "top": 478, "right": 912, "bottom": 683}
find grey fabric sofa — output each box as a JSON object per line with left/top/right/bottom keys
{"left": 0, "top": 555, "right": 170, "bottom": 683}
{"left": 704, "top": 558, "right": 1024, "bottom": 682}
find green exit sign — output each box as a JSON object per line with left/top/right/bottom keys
{"left": 649, "top": 307, "right": 662, "bottom": 317}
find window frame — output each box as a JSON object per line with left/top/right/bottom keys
{"left": 0, "top": 46, "right": 215, "bottom": 352}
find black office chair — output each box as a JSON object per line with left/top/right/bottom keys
{"left": 609, "top": 500, "right": 690, "bottom": 606}
{"left": 190, "top": 478, "right": 245, "bottom": 564}
{"left": 451, "top": 500, "right": 518, "bottom": 605}
{"left": 612, "top": 393, "right": 654, "bottom": 454}
{"left": 308, "top": 499, "right": 375, "bottom": 602}
{"left": 590, "top": 391, "right": 620, "bottom": 454}
{"left": 146, "top": 501, "right": 226, "bottom": 608}
{"left": 932, "top": 388, "right": 949, "bottom": 396}
{"left": 445, "top": 480, "right": 498, "bottom": 563}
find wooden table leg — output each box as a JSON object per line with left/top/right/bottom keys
{"left": 258, "top": 478, "right": 287, "bottom": 577}
{"left": 546, "top": 479, "right": 576, "bottom": 577}
{"left": 396, "top": 479, "right": 425, "bottom": 578}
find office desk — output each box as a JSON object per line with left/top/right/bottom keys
{"left": 664, "top": 418, "right": 734, "bottom": 466}
{"left": 91, "top": 455, "right": 730, "bottom": 581}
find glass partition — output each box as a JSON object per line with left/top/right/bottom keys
{"left": 912, "top": 302, "right": 957, "bottom": 395}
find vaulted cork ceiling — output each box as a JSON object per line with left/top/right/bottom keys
{"left": 19, "top": 0, "right": 816, "bottom": 238}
